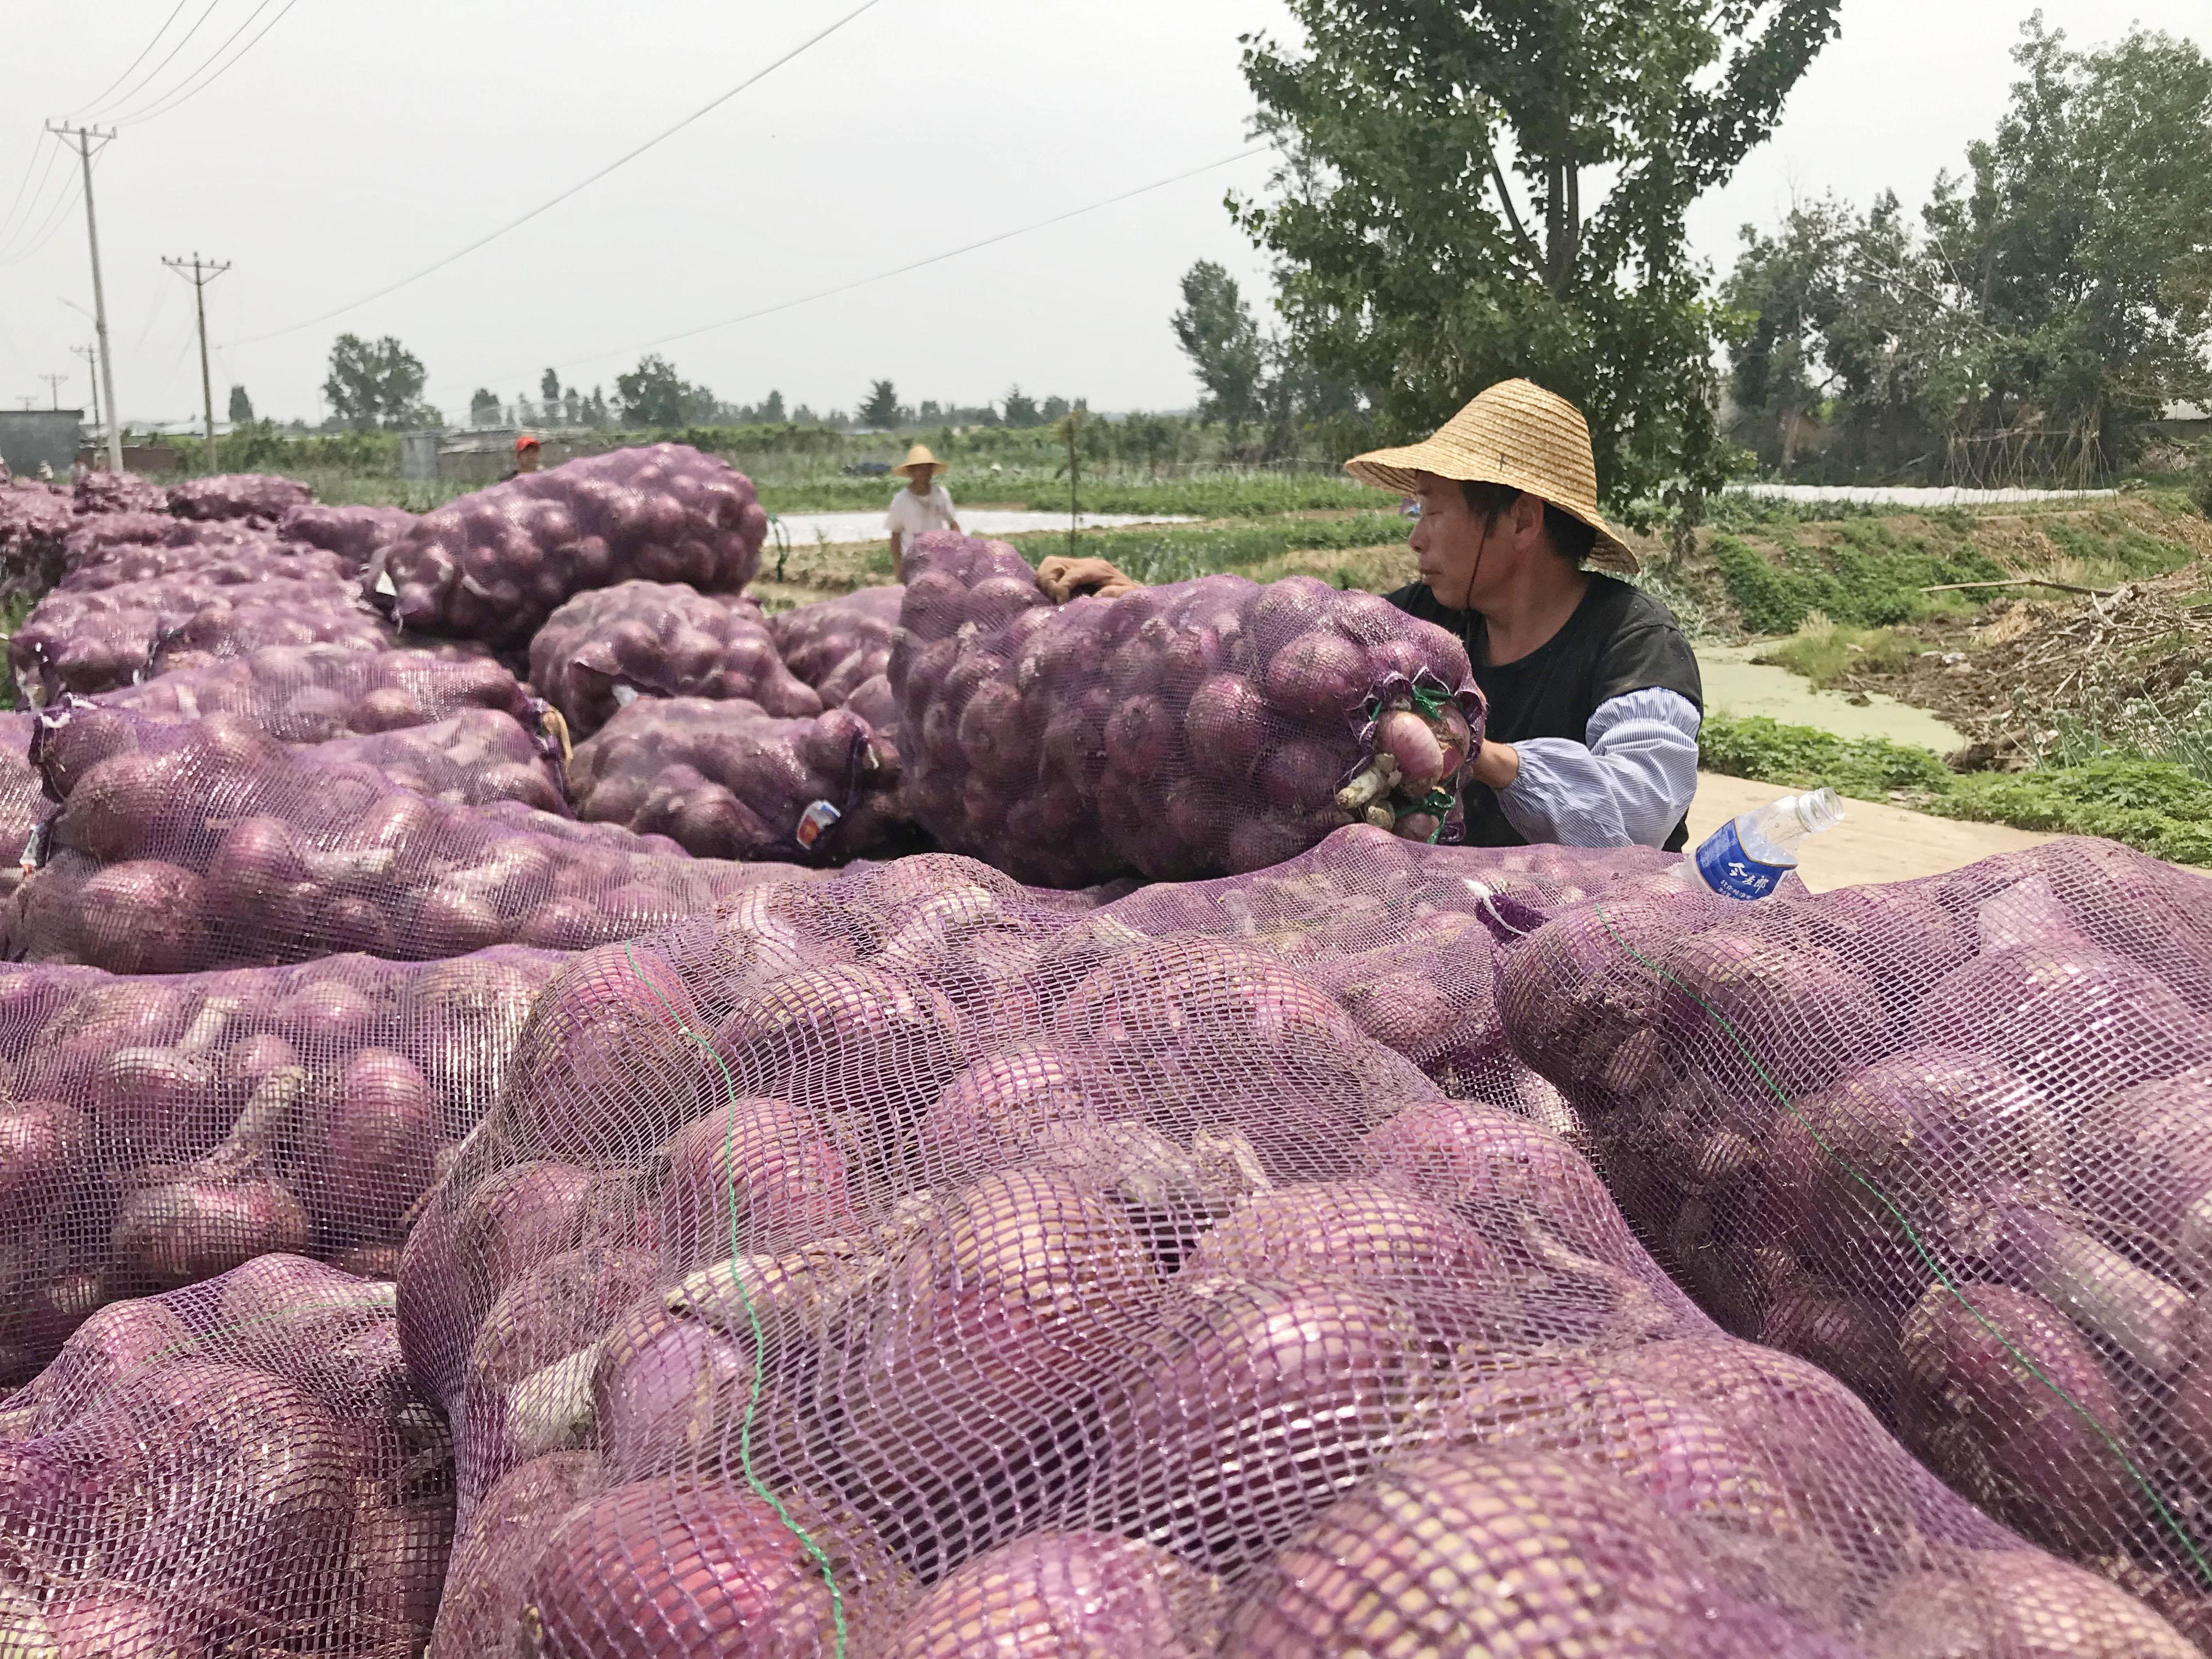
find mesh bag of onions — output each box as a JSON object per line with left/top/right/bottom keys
{"left": 369, "top": 444, "right": 768, "bottom": 648}
{"left": 10, "top": 565, "right": 391, "bottom": 702}
{"left": 528, "top": 579, "right": 813, "bottom": 736}
{"left": 567, "top": 696, "right": 901, "bottom": 864}
{"left": 303, "top": 708, "right": 570, "bottom": 815}
{"left": 2, "top": 707, "right": 814, "bottom": 972}
{"left": 72, "top": 470, "right": 170, "bottom": 515}
{"left": 0, "top": 1257, "right": 453, "bottom": 1656}
{"left": 0, "top": 946, "right": 563, "bottom": 1383}
{"left": 770, "top": 585, "right": 904, "bottom": 710}
{"left": 388, "top": 840, "right": 2197, "bottom": 1658}
{"left": 89, "top": 639, "right": 540, "bottom": 744}
{"left": 1, "top": 486, "right": 77, "bottom": 602}
{"left": 56, "top": 526, "right": 338, "bottom": 594}
{"left": 278, "top": 500, "right": 417, "bottom": 575}
{"left": 0, "top": 710, "right": 46, "bottom": 903}
{"left": 1497, "top": 835, "right": 2212, "bottom": 1643}
{"left": 890, "top": 533, "right": 1484, "bottom": 886}
{"left": 166, "top": 471, "right": 315, "bottom": 524}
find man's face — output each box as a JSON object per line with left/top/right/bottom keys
{"left": 517, "top": 447, "right": 540, "bottom": 473}
{"left": 1407, "top": 473, "right": 1491, "bottom": 610}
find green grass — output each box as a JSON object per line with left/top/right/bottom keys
{"left": 1699, "top": 710, "right": 2212, "bottom": 866}
{"left": 1754, "top": 622, "right": 1926, "bottom": 688}
{"left": 752, "top": 469, "right": 1375, "bottom": 519}
{"left": 1708, "top": 522, "right": 2004, "bottom": 635}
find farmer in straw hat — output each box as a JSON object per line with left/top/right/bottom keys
{"left": 1038, "top": 379, "right": 1702, "bottom": 850}
{"left": 886, "top": 443, "right": 961, "bottom": 580}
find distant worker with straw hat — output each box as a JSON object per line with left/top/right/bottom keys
{"left": 1037, "top": 379, "right": 1702, "bottom": 850}
{"left": 886, "top": 443, "right": 961, "bottom": 580}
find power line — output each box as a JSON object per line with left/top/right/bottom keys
{"left": 430, "top": 144, "right": 1273, "bottom": 400}
{"left": 75, "top": 0, "right": 226, "bottom": 122}
{"left": 112, "top": 0, "right": 305, "bottom": 127}
{"left": 0, "top": 162, "right": 88, "bottom": 270}
{"left": 64, "top": 0, "right": 196, "bottom": 120}
{"left": 47, "top": 124, "right": 123, "bottom": 473}
{"left": 0, "top": 134, "right": 67, "bottom": 259}
{"left": 235, "top": 0, "right": 891, "bottom": 346}
{"left": 0, "top": 132, "right": 58, "bottom": 252}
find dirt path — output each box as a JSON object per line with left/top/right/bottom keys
{"left": 1689, "top": 771, "right": 2056, "bottom": 891}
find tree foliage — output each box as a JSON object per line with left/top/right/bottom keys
{"left": 1236, "top": 0, "right": 1841, "bottom": 517}
{"left": 322, "top": 334, "right": 430, "bottom": 432}
{"left": 1172, "top": 260, "right": 1269, "bottom": 442}
{"left": 614, "top": 354, "right": 716, "bottom": 427}
{"left": 1725, "top": 19, "right": 2212, "bottom": 484}
{"left": 858, "top": 379, "right": 901, "bottom": 430}
{"left": 225, "top": 385, "right": 253, "bottom": 424}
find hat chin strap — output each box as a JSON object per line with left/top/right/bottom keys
{"left": 1458, "top": 518, "right": 1492, "bottom": 616}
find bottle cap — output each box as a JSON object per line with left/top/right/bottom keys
{"left": 1795, "top": 788, "right": 1845, "bottom": 835}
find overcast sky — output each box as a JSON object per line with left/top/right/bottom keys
{"left": 1, "top": 0, "right": 2205, "bottom": 430}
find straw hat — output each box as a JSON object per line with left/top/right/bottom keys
{"left": 1344, "top": 379, "right": 1637, "bottom": 574}
{"left": 890, "top": 443, "right": 945, "bottom": 479}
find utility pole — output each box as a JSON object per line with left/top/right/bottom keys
{"left": 163, "top": 253, "right": 232, "bottom": 475}
{"left": 38, "top": 373, "right": 66, "bottom": 410}
{"left": 46, "top": 124, "right": 122, "bottom": 475}
{"left": 70, "top": 343, "right": 101, "bottom": 439}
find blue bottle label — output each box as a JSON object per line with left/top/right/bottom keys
{"left": 1694, "top": 821, "right": 1792, "bottom": 900}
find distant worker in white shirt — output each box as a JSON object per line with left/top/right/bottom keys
{"left": 885, "top": 444, "right": 960, "bottom": 580}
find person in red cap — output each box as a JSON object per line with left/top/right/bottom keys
{"left": 509, "top": 434, "right": 543, "bottom": 478}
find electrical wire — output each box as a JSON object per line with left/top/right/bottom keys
{"left": 62, "top": 0, "right": 196, "bottom": 120}
{"left": 111, "top": 0, "right": 305, "bottom": 127}
{"left": 423, "top": 143, "right": 1273, "bottom": 402}
{"left": 0, "top": 163, "right": 88, "bottom": 270}
{"left": 73, "top": 0, "right": 227, "bottom": 123}
{"left": 234, "top": 0, "right": 891, "bottom": 346}
{"left": 0, "top": 131, "right": 57, "bottom": 252}
{"left": 0, "top": 134, "right": 66, "bottom": 260}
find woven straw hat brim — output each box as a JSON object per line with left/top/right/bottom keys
{"left": 1344, "top": 380, "right": 1639, "bottom": 575}
{"left": 891, "top": 444, "right": 945, "bottom": 479}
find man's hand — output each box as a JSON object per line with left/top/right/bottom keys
{"left": 1036, "top": 555, "right": 1141, "bottom": 603}
{"left": 1467, "top": 739, "right": 1520, "bottom": 791}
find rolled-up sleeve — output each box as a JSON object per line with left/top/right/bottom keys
{"left": 1492, "top": 687, "right": 1702, "bottom": 848}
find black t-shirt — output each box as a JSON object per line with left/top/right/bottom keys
{"left": 1385, "top": 574, "right": 1703, "bottom": 850}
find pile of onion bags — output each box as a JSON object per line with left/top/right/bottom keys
{"left": 368, "top": 444, "right": 768, "bottom": 647}
{"left": 1499, "top": 836, "right": 2212, "bottom": 1638}
{"left": 57, "top": 527, "right": 338, "bottom": 594}
{"left": 279, "top": 501, "right": 417, "bottom": 576}
{"left": 0, "top": 710, "right": 43, "bottom": 903}
{"left": 0, "top": 946, "right": 565, "bottom": 1379}
{"left": 167, "top": 471, "right": 314, "bottom": 524}
{"left": 10, "top": 563, "right": 390, "bottom": 702}
{"left": 89, "top": 640, "right": 540, "bottom": 744}
{"left": 567, "top": 695, "right": 901, "bottom": 862}
{"left": 474, "top": 799, "right": 689, "bottom": 859}
{"left": 889, "top": 532, "right": 1483, "bottom": 886}
{"left": 771, "top": 584, "right": 904, "bottom": 708}
{"left": 0, "top": 1258, "right": 454, "bottom": 1657}
{"left": 392, "top": 849, "right": 2196, "bottom": 1659}
{"left": 0, "top": 485, "right": 76, "bottom": 603}
{"left": 72, "top": 470, "right": 169, "bottom": 515}
{"left": 528, "top": 579, "right": 816, "bottom": 735}
{"left": 2, "top": 707, "right": 812, "bottom": 970}
{"left": 306, "top": 709, "right": 569, "bottom": 815}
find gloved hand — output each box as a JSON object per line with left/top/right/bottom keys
{"left": 1035, "top": 555, "right": 1142, "bottom": 603}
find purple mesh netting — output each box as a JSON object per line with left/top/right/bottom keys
{"left": 771, "top": 586, "right": 904, "bottom": 710}
{"left": 166, "top": 472, "right": 315, "bottom": 525}
{"left": 0, "top": 947, "right": 561, "bottom": 1382}
{"left": 0, "top": 1258, "right": 455, "bottom": 1657}
{"left": 1498, "top": 836, "right": 2212, "bottom": 1639}
{"left": 0, "top": 711, "right": 44, "bottom": 904}
{"left": 1, "top": 486, "right": 76, "bottom": 604}
{"left": 368, "top": 445, "right": 768, "bottom": 647}
{"left": 382, "top": 838, "right": 2198, "bottom": 1658}
{"left": 304, "top": 709, "right": 569, "bottom": 815}
{"left": 567, "top": 696, "right": 902, "bottom": 864}
{"left": 72, "top": 471, "right": 170, "bottom": 516}
{"left": 889, "top": 534, "right": 1484, "bottom": 885}
{"left": 278, "top": 502, "right": 417, "bottom": 577}
{"left": 528, "top": 580, "right": 816, "bottom": 736}
{"left": 2, "top": 709, "right": 819, "bottom": 971}
{"left": 56, "top": 529, "right": 339, "bottom": 595}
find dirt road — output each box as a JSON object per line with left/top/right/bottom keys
{"left": 1688, "top": 772, "right": 2056, "bottom": 892}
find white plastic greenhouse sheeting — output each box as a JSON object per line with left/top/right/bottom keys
{"left": 766, "top": 509, "right": 1197, "bottom": 545}
{"left": 1728, "top": 483, "right": 2119, "bottom": 506}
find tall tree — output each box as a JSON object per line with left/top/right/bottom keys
{"left": 540, "top": 367, "right": 562, "bottom": 406}
{"left": 226, "top": 385, "right": 253, "bottom": 424}
{"left": 323, "top": 334, "right": 429, "bottom": 431}
{"left": 1002, "top": 386, "right": 1041, "bottom": 428}
{"left": 858, "top": 380, "right": 900, "bottom": 429}
{"left": 1237, "top": 0, "right": 1841, "bottom": 521}
{"left": 469, "top": 388, "right": 502, "bottom": 427}
{"left": 614, "top": 354, "right": 714, "bottom": 427}
{"left": 763, "top": 390, "right": 786, "bottom": 423}
{"left": 1171, "top": 260, "right": 1269, "bottom": 442}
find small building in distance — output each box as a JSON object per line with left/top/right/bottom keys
{"left": 0, "top": 410, "right": 83, "bottom": 476}
{"left": 402, "top": 426, "right": 582, "bottom": 486}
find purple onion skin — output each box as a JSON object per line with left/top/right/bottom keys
{"left": 518, "top": 1478, "right": 912, "bottom": 1659}
{"left": 428, "top": 1449, "right": 603, "bottom": 1659}
{"left": 882, "top": 1533, "right": 1217, "bottom": 1659}
{"left": 110, "top": 1177, "right": 311, "bottom": 1293}
{"left": 304, "top": 1048, "right": 439, "bottom": 1246}
{"left": 662, "top": 1097, "right": 855, "bottom": 1264}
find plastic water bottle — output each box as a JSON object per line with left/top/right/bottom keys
{"left": 1686, "top": 789, "right": 1844, "bottom": 900}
